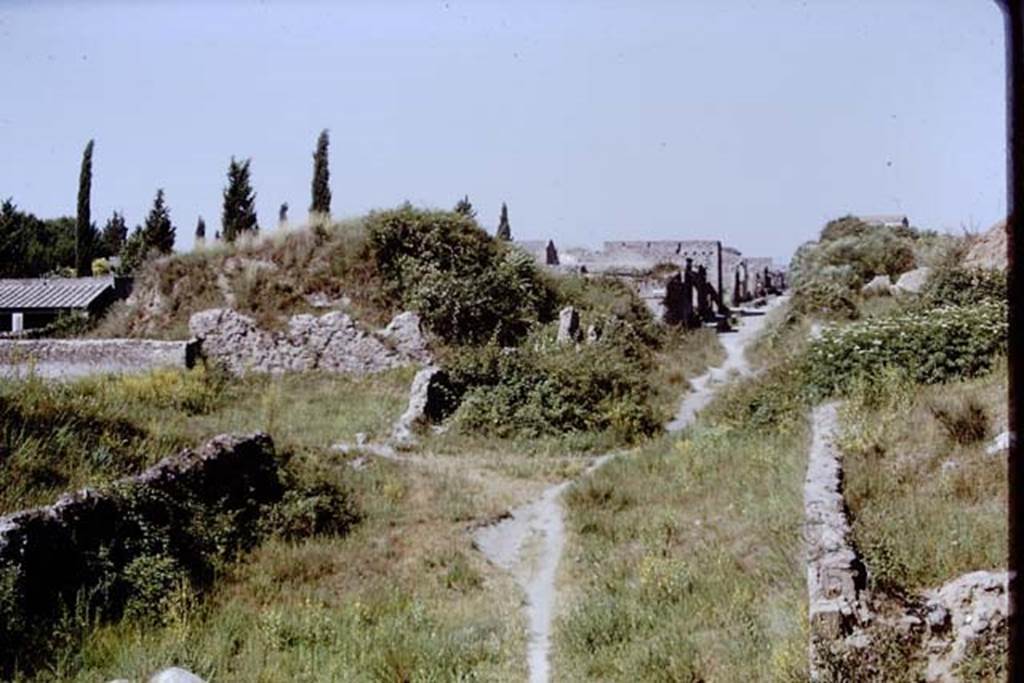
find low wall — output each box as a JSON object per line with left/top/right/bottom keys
{"left": 0, "top": 433, "right": 281, "bottom": 666}
{"left": 804, "top": 402, "right": 868, "bottom": 677}
{"left": 0, "top": 338, "right": 196, "bottom": 379}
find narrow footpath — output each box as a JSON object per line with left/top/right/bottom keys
{"left": 475, "top": 298, "right": 786, "bottom": 683}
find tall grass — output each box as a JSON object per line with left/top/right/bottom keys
{"left": 837, "top": 361, "right": 1007, "bottom": 593}
{"left": 553, "top": 366, "right": 810, "bottom": 681}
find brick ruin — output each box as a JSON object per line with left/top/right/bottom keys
{"left": 515, "top": 238, "right": 786, "bottom": 327}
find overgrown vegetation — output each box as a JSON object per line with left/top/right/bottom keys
{"left": 554, "top": 346, "right": 811, "bottom": 681}
{"left": 789, "top": 214, "right": 952, "bottom": 319}
{"left": 836, "top": 364, "right": 1006, "bottom": 594}
{"left": 803, "top": 301, "right": 1007, "bottom": 397}
{"left": 0, "top": 365, "right": 416, "bottom": 679}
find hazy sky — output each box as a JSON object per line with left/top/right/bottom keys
{"left": 0, "top": 0, "right": 1007, "bottom": 262}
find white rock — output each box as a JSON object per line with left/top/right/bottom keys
{"left": 861, "top": 274, "right": 892, "bottom": 297}
{"left": 986, "top": 430, "right": 1010, "bottom": 456}
{"left": 892, "top": 267, "right": 931, "bottom": 296}
{"left": 148, "top": 667, "right": 206, "bottom": 683}
{"left": 392, "top": 365, "right": 443, "bottom": 445}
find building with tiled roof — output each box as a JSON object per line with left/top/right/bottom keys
{"left": 0, "top": 276, "right": 129, "bottom": 333}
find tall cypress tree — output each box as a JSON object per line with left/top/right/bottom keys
{"left": 496, "top": 202, "right": 512, "bottom": 241}
{"left": 195, "top": 216, "right": 206, "bottom": 244}
{"left": 143, "top": 189, "right": 176, "bottom": 254}
{"left": 222, "top": 157, "right": 259, "bottom": 242}
{"left": 76, "top": 139, "right": 95, "bottom": 276}
{"left": 310, "top": 129, "right": 331, "bottom": 219}
{"left": 454, "top": 195, "right": 476, "bottom": 219}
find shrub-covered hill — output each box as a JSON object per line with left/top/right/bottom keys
{"left": 787, "top": 215, "right": 955, "bottom": 319}
{"left": 100, "top": 206, "right": 561, "bottom": 344}
{"left": 96, "top": 205, "right": 705, "bottom": 447}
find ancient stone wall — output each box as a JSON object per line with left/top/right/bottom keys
{"left": 0, "top": 339, "right": 196, "bottom": 379}
{"left": 0, "top": 433, "right": 281, "bottom": 656}
{"left": 189, "top": 308, "right": 430, "bottom": 376}
{"left": 804, "top": 402, "right": 868, "bottom": 676}
{"left": 600, "top": 240, "right": 723, "bottom": 292}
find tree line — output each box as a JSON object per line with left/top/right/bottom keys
{"left": 2, "top": 128, "right": 514, "bottom": 278}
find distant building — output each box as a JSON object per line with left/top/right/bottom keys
{"left": 858, "top": 214, "right": 910, "bottom": 229}
{"left": 0, "top": 276, "right": 131, "bottom": 333}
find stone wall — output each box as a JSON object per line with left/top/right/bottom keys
{"left": 804, "top": 402, "right": 868, "bottom": 676}
{"left": 0, "top": 433, "right": 281, "bottom": 665}
{"left": 0, "top": 338, "right": 196, "bottom": 379}
{"left": 189, "top": 308, "right": 430, "bottom": 376}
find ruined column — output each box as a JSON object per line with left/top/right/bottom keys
{"left": 663, "top": 273, "right": 687, "bottom": 326}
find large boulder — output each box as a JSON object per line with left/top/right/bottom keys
{"left": 861, "top": 274, "right": 892, "bottom": 297}
{"left": 892, "top": 267, "right": 932, "bottom": 296}
{"left": 381, "top": 311, "right": 432, "bottom": 363}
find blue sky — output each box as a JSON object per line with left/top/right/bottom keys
{"left": 0, "top": 0, "right": 1006, "bottom": 262}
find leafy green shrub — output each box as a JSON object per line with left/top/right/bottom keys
{"left": 790, "top": 267, "right": 861, "bottom": 319}
{"left": 788, "top": 215, "right": 951, "bottom": 319}
{"left": 366, "top": 205, "right": 557, "bottom": 345}
{"left": 122, "top": 554, "right": 190, "bottom": 624}
{"left": 919, "top": 266, "right": 1006, "bottom": 309}
{"left": 439, "top": 321, "right": 660, "bottom": 443}
{"left": 268, "top": 456, "right": 359, "bottom": 540}
{"left": 803, "top": 302, "right": 1007, "bottom": 397}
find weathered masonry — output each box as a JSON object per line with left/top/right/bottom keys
{"left": 514, "top": 237, "right": 786, "bottom": 321}
{"left": 0, "top": 276, "right": 132, "bottom": 333}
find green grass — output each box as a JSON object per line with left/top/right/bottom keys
{"left": 553, "top": 369, "right": 811, "bottom": 682}
{"left": 29, "top": 457, "right": 526, "bottom": 682}
{"left": 837, "top": 361, "right": 1008, "bottom": 593}
{"left": 0, "top": 366, "right": 414, "bottom": 514}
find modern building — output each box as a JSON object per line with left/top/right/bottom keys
{"left": 0, "top": 276, "right": 130, "bottom": 333}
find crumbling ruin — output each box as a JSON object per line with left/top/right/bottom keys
{"left": 514, "top": 237, "right": 786, "bottom": 322}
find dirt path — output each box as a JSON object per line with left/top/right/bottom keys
{"left": 475, "top": 298, "right": 785, "bottom": 683}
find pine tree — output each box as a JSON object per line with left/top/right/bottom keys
{"left": 310, "top": 129, "right": 331, "bottom": 219}
{"left": 143, "top": 189, "right": 176, "bottom": 254}
{"left": 222, "top": 157, "right": 259, "bottom": 242}
{"left": 195, "top": 216, "right": 206, "bottom": 244}
{"left": 496, "top": 202, "right": 512, "bottom": 240}
{"left": 76, "top": 139, "right": 96, "bottom": 276}
{"left": 99, "top": 211, "right": 128, "bottom": 257}
{"left": 454, "top": 195, "right": 476, "bottom": 219}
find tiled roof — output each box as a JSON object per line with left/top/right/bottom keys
{"left": 0, "top": 277, "right": 114, "bottom": 310}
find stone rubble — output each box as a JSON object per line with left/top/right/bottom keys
{"left": 805, "top": 401, "right": 1008, "bottom": 680}
{"left": 923, "top": 571, "right": 1008, "bottom": 682}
